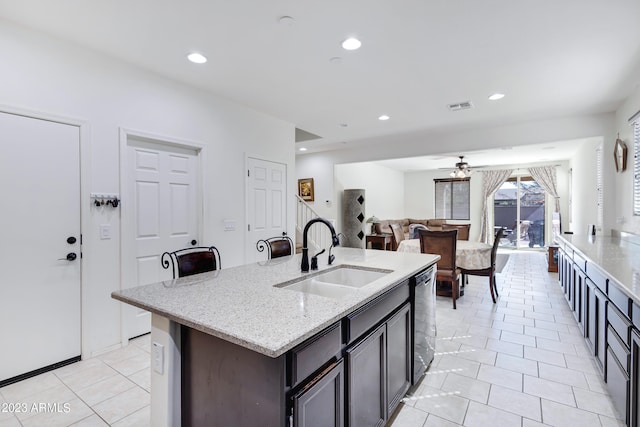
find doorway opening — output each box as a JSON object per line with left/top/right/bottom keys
{"left": 494, "top": 176, "right": 546, "bottom": 249}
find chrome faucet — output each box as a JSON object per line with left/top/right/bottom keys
{"left": 301, "top": 218, "right": 340, "bottom": 272}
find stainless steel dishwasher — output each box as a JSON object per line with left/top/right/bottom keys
{"left": 411, "top": 266, "right": 436, "bottom": 384}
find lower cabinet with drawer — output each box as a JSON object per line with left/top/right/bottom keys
{"left": 288, "top": 279, "right": 414, "bottom": 427}
{"left": 346, "top": 303, "right": 411, "bottom": 427}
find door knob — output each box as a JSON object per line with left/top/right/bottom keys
{"left": 191, "top": 240, "right": 197, "bottom": 246}
{"left": 58, "top": 253, "right": 77, "bottom": 261}
{"left": 67, "top": 236, "right": 77, "bottom": 244}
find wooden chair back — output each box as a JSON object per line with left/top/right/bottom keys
{"left": 490, "top": 228, "right": 504, "bottom": 267}
{"left": 162, "top": 246, "right": 221, "bottom": 279}
{"left": 256, "top": 234, "right": 294, "bottom": 259}
{"left": 390, "top": 223, "right": 405, "bottom": 250}
{"left": 442, "top": 223, "right": 470, "bottom": 240}
{"left": 419, "top": 229, "right": 458, "bottom": 272}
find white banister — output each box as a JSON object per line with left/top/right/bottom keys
{"left": 295, "top": 194, "right": 335, "bottom": 254}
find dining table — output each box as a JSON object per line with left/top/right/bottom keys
{"left": 396, "top": 239, "right": 493, "bottom": 270}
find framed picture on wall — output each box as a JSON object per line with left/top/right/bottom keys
{"left": 298, "top": 178, "right": 314, "bottom": 202}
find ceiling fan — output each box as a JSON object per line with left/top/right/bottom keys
{"left": 450, "top": 156, "right": 472, "bottom": 178}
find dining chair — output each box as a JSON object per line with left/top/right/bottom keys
{"left": 460, "top": 228, "right": 504, "bottom": 303}
{"left": 161, "top": 246, "right": 221, "bottom": 279}
{"left": 442, "top": 223, "right": 470, "bottom": 240}
{"left": 390, "top": 223, "right": 406, "bottom": 251}
{"left": 256, "top": 233, "right": 294, "bottom": 259}
{"left": 418, "top": 229, "right": 461, "bottom": 309}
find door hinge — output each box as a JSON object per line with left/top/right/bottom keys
{"left": 248, "top": 224, "right": 251, "bottom": 231}
{"left": 247, "top": 169, "right": 250, "bottom": 177}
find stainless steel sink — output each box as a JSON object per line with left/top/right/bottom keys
{"left": 276, "top": 266, "right": 392, "bottom": 298}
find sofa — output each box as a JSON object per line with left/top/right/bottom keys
{"left": 373, "top": 218, "right": 449, "bottom": 240}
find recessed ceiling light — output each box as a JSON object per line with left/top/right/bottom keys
{"left": 298, "top": 147, "right": 307, "bottom": 151}
{"left": 342, "top": 38, "right": 362, "bottom": 51}
{"left": 339, "top": 123, "right": 348, "bottom": 127}
{"left": 488, "top": 93, "right": 505, "bottom": 101}
{"left": 187, "top": 53, "right": 207, "bottom": 64}
{"left": 378, "top": 115, "right": 390, "bottom": 121}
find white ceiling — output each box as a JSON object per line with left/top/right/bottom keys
{"left": 1, "top": 0, "right": 639, "bottom": 165}
{"left": 371, "top": 139, "right": 586, "bottom": 172}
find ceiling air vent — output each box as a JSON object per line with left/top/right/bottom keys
{"left": 447, "top": 101, "right": 473, "bottom": 111}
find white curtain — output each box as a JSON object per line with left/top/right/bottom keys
{"left": 528, "top": 166, "right": 560, "bottom": 212}
{"left": 480, "top": 169, "right": 513, "bottom": 243}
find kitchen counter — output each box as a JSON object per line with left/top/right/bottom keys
{"left": 112, "top": 247, "right": 438, "bottom": 358}
{"left": 557, "top": 233, "right": 640, "bottom": 301}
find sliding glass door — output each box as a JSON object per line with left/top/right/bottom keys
{"left": 494, "top": 176, "right": 545, "bottom": 249}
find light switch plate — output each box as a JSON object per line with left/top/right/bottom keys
{"left": 223, "top": 220, "right": 237, "bottom": 231}
{"left": 152, "top": 342, "right": 164, "bottom": 374}
{"left": 100, "top": 224, "right": 111, "bottom": 240}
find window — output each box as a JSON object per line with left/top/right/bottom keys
{"left": 633, "top": 114, "right": 640, "bottom": 216}
{"left": 596, "top": 143, "right": 603, "bottom": 227}
{"left": 434, "top": 178, "right": 470, "bottom": 220}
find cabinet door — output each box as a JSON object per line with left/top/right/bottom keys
{"left": 606, "top": 348, "right": 630, "bottom": 424}
{"left": 585, "top": 279, "right": 596, "bottom": 354}
{"left": 347, "top": 323, "right": 386, "bottom": 427}
{"left": 387, "top": 304, "right": 411, "bottom": 415}
{"left": 595, "top": 290, "right": 606, "bottom": 371}
{"left": 292, "top": 360, "right": 344, "bottom": 427}
{"left": 631, "top": 330, "right": 640, "bottom": 427}
{"left": 575, "top": 269, "right": 586, "bottom": 334}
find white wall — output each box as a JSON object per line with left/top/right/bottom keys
{"left": 334, "top": 163, "right": 404, "bottom": 233}
{"left": 0, "top": 22, "right": 295, "bottom": 357}
{"left": 613, "top": 85, "right": 640, "bottom": 234}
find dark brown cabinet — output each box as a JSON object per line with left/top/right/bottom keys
{"left": 558, "top": 241, "right": 639, "bottom": 426}
{"left": 346, "top": 303, "right": 412, "bottom": 427}
{"left": 386, "top": 304, "right": 411, "bottom": 414}
{"left": 347, "top": 324, "right": 386, "bottom": 427}
{"left": 585, "top": 278, "right": 606, "bottom": 372}
{"left": 291, "top": 360, "right": 345, "bottom": 427}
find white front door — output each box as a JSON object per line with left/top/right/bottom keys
{"left": 0, "top": 112, "right": 81, "bottom": 383}
{"left": 246, "top": 158, "right": 287, "bottom": 262}
{"left": 121, "top": 136, "right": 200, "bottom": 339}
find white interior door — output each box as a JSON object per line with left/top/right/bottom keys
{"left": 246, "top": 158, "right": 287, "bottom": 262}
{"left": 122, "top": 137, "right": 200, "bottom": 339}
{"left": 0, "top": 112, "right": 81, "bottom": 383}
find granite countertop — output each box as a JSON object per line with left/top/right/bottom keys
{"left": 558, "top": 234, "right": 640, "bottom": 301}
{"left": 112, "top": 247, "right": 438, "bottom": 358}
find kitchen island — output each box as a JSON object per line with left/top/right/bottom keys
{"left": 112, "top": 247, "right": 438, "bottom": 427}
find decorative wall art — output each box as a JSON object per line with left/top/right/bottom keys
{"left": 614, "top": 138, "right": 627, "bottom": 173}
{"left": 298, "top": 178, "right": 315, "bottom": 201}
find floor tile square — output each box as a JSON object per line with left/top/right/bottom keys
{"left": 540, "top": 399, "right": 602, "bottom": 426}
{"left": 488, "top": 384, "right": 542, "bottom": 421}
{"left": 523, "top": 375, "right": 575, "bottom": 406}
{"left": 463, "top": 401, "right": 522, "bottom": 427}
{"left": 441, "top": 373, "right": 490, "bottom": 404}
{"left": 477, "top": 364, "right": 523, "bottom": 391}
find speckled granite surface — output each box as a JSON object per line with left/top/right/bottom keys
{"left": 558, "top": 234, "right": 640, "bottom": 301}
{"left": 112, "top": 247, "right": 438, "bottom": 358}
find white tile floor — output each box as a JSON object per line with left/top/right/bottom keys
{"left": 0, "top": 251, "right": 626, "bottom": 426}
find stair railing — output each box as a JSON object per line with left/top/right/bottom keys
{"left": 295, "top": 194, "right": 334, "bottom": 254}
